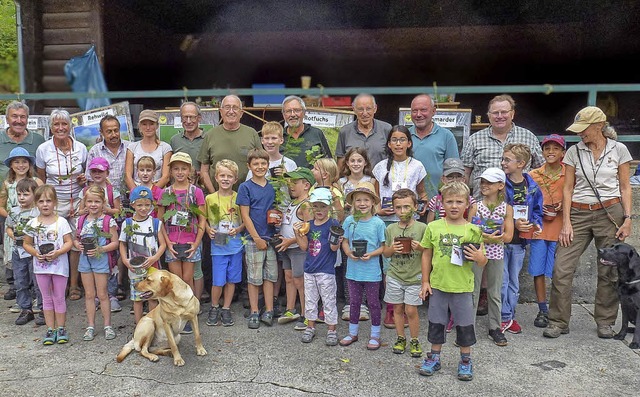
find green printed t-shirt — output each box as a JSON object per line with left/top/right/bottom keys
{"left": 420, "top": 219, "right": 483, "bottom": 293}
{"left": 385, "top": 221, "right": 427, "bottom": 285}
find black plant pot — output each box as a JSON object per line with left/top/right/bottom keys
{"left": 130, "top": 256, "right": 148, "bottom": 275}
{"left": 173, "top": 243, "right": 191, "bottom": 260}
{"left": 329, "top": 226, "right": 344, "bottom": 245}
{"left": 214, "top": 232, "right": 228, "bottom": 246}
{"left": 81, "top": 237, "right": 97, "bottom": 254}
{"left": 351, "top": 240, "right": 367, "bottom": 258}
{"left": 39, "top": 243, "right": 55, "bottom": 256}
{"left": 269, "top": 236, "right": 283, "bottom": 250}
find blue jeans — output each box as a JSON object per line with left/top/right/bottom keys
{"left": 501, "top": 244, "right": 526, "bottom": 321}
{"left": 12, "top": 251, "right": 42, "bottom": 311}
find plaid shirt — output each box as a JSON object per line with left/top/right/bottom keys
{"left": 85, "top": 140, "right": 130, "bottom": 193}
{"left": 460, "top": 124, "right": 544, "bottom": 198}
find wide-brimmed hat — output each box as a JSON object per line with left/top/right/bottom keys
{"left": 3, "top": 147, "right": 35, "bottom": 167}
{"left": 169, "top": 152, "right": 192, "bottom": 166}
{"left": 478, "top": 167, "right": 506, "bottom": 183}
{"left": 566, "top": 106, "right": 606, "bottom": 133}
{"left": 345, "top": 181, "right": 380, "bottom": 205}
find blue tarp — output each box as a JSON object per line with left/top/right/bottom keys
{"left": 64, "top": 46, "right": 111, "bottom": 110}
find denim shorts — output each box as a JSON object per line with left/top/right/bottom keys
{"left": 78, "top": 254, "right": 110, "bottom": 274}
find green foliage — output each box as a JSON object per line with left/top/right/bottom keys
{"left": 0, "top": 0, "right": 18, "bottom": 102}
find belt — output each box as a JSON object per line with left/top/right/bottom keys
{"left": 571, "top": 197, "right": 620, "bottom": 211}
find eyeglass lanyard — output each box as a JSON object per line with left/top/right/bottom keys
{"left": 391, "top": 158, "right": 410, "bottom": 185}
{"left": 54, "top": 138, "right": 74, "bottom": 212}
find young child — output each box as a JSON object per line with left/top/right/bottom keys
{"left": 472, "top": 168, "right": 514, "bottom": 346}
{"left": 426, "top": 158, "right": 477, "bottom": 223}
{"left": 247, "top": 121, "right": 297, "bottom": 180}
{"left": 529, "top": 135, "right": 566, "bottom": 328}
{"left": 339, "top": 181, "right": 386, "bottom": 349}
{"left": 136, "top": 156, "right": 163, "bottom": 217}
{"left": 501, "top": 144, "right": 543, "bottom": 334}
{"left": 276, "top": 167, "right": 314, "bottom": 330}
{"left": 419, "top": 181, "right": 487, "bottom": 381}
{"left": 205, "top": 159, "right": 245, "bottom": 327}
{"left": 383, "top": 189, "right": 426, "bottom": 357}
{"left": 23, "top": 185, "right": 74, "bottom": 345}
{"left": 5, "top": 178, "right": 43, "bottom": 326}
{"left": 75, "top": 185, "right": 120, "bottom": 341}
{"left": 312, "top": 157, "right": 345, "bottom": 219}
{"left": 294, "top": 187, "right": 341, "bottom": 345}
{"left": 78, "top": 157, "right": 121, "bottom": 217}
{"left": 119, "top": 186, "right": 167, "bottom": 323}
{"left": 237, "top": 148, "right": 279, "bottom": 329}
{"left": 0, "top": 147, "right": 43, "bottom": 307}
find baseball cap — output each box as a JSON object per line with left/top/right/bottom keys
{"left": 479, "top": 167, "right": 506, "bottom": 183}
{"left": 345, "top": 181, "right": 380, "bottom": 205}
{"left": 442, "top": 158, "right": 465, "bottom": 176}
{"left": 541, "top": 134, "right": 566, "bottom": 149}
{"left": 88, "top": 157, "right": 110, "bottom": 172}
{"left": 169, "top": 152, "right": 192, "bottom": 166}
{"left": 309, "top": 187, "right": 333, "bottom": 206}
{"left": 3, "top": 147, "right": 35, "bottom": 167}
{"left": 285, "top": 167, "right": 315, "bottom": 185}
{"left": 130, "top": 186, "right": 153, "bottom": 203}
{"left": 139, "top": 109, "right": 159, "bottom": 123}
{"left": 566, "top": 106, "right": 606, "bottom": 133}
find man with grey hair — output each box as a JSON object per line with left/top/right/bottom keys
{"left": 281, "top": 95, "right": 332, "bottom": 168}
{"left": 0, "top": 101, "right": 45, "bottom": 181}
{"left": 336, "top": 93, "right": 391, "bottom": 170}
{"left": 198, "top": 95, "right": 261, "bottom": 192}
{"left": 171, "top": 101, "right": 206, "bottom": 184}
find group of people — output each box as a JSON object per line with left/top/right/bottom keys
{"left": 0, "top": 92, "right": 633, "bottom": 382}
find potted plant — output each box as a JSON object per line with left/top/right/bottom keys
{"left": 208, "top": 203, "right": 238, "bottom": 246}
{"left": 394, "top": 209, "right": 416, "bottom": 255}
{"left": 121, "top": 221, "right": 148, "bottom": 274}
{"left": 79, "top": 220, "right": 112, "bottom": 256}
{"left": 348, "top": 209, "right": 368, "bottom": 258}
{"left": 160, "top": 190, "right": 205, "bottom": 260}
{"left": 533, "top": 169, "right": 562, "bottom": 222}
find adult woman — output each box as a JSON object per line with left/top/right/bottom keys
{"left": 544, "top": 106, "right": 632, "bottom": 339}
{"left": 35, "top": 109, "right": 88, "bottom": 301}
{"left": 124, "top": 110, "right": 172, "bottom": 190}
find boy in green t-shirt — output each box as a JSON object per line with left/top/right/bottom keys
{"left": 383, "top": 189, "right": 426, "bottom": 358}
{"left": 418, "top": 182, "right": 487, "bottom": 382}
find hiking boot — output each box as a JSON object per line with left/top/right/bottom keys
{"left": 506, "top": 319, "right": 522, "bottom": 334}
{"left": 409, "top": 338, "right": 423, "bottom": 358}
{"left": 488, "top": 328, "right": 508, "bottom": 346}
{"left": 248, "top": 312, "right": 260, "bottom": 329}
{"left": 206, "top": 306, "right": 221, "bottom": 326}
{"left": 277, "top": 309, "right": 300, "bottom": 324}
{"left": 419, "top": 352, "right": 441, "bottom": 376}
{"left": 392, "top": 336, "right": 407, "bottom": 354}
{"left": 15, "top": 309, "right": 34, "bottom": 325}
{"left": 35, "top": 312, "right": 46, "bottom": 326}
{"left": 43, "top": 328, "right": 56, "bottom": 345}
{"left": 543, "top": 324, "right": 569, "bottom": 338}
{"left": 260, "top": 310, "right": 274, "bottom": 326}
{"left": 301, "top": 327, "right": 316, "bottom": 343}
{"left": 597, "top": 324, "right": 614, "bottom": 339}
{"left": 221, "top": 308, "right": 234, "bottom": 326}
{"left": 458, "top": 357, "right": 473, "bottom": 381}
{"left": 294, "top": 316, "right": 308, "bottom": 331}
{"left": 4, "top": 288, "right": 16, "bottom": 300}
{"left": 110, "top": 297, "right": 122, "bottom": 313}
{"left": 476, "top": 288, "right": 488, "bottom": 316}
{"left": 56, "top": 327, "right": 69, "bottom": 344}
{"left": 272, "top": 297, "right": 283, "bottom": 318}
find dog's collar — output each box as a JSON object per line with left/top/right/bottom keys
{"left": 626, "top": 279, "right": 640, "bottom": 285}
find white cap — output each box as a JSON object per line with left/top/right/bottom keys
{"left": 479, "top": 167, "right": 506, "bottom": 183}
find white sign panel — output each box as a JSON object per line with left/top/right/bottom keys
{"left": 304, "top": 112, "right": 338, "bottom": 128}
{"left": 81, "top": 108, "right": 115, "bottom": 126}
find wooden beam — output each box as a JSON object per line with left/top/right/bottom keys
{"left": 42, "top": 76, "right": 70, "bottom": 92}
{"left": 42, "top": 0, "right": 91, "bottom": 13}
{"left": 43, "top": 44, "right": 91, "bottom": 60}
{"left": 43, "top": 28, "right": 94, "bottom": 45}
{"left": 43, "top": 12, "right": 91, "bottom": 29}
{"left": 43, "top": 60, "right": 68, "bottom": 75}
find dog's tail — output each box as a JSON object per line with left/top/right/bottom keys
{"left": 116, "top": 340, "right": 136, "bottom": 363}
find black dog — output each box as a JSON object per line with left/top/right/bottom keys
{"left": 599, "top": 243, "right": 640, "bottom": 349}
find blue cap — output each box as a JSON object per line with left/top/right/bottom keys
{"left": 4, "top": 147, "right": 36, "bottom": 167}
{"left": 130, "top": 186, "right": 153, "bottom": 203}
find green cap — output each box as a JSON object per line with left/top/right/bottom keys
{"left": 285, "top": 167, "right": 315, "bottom": 185}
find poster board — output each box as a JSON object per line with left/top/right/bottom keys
{"left": 0, "top": 115, "right": 49, "bottom": 137}
{"left": 302, "top": 109, "right": 355, "bottom": 154}
{"left": 399, "top": 107, "right": 472, "bottom": 153}
{"left": 69, "top": 101, "right": 134, "bottom": 149}
{"left": 155, "top": 108, "right": 220, "bottom": 144}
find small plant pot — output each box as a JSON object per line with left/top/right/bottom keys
{"left": 266, "top": 209, "right": 283, "bottom": 225}
{"left": 519, "top": 229, "right": 534, "bottom": 239}
{"left": 269, "top": 236, "right": 283, "bottom": 249}
{"left": 417, "top": 200, "right": 426, "bottom": 213}
{"left": 329, "top": 226, "right": 344, "bottom": 245}
{"left": 461, "top": 243, "right": 481, "bottom": 251}
{"left": 173, "top": 243, "right": 191, "bottom": 260}
{"left": 39, "top": 243, "right": 55, "bottom": 256}
{"left": 214, "top": 232, "right": 229, "bottom": 246}
{"left": 394, "top": 237, "right": 413, "bottom": 254}
{"left": 269, "top": 166, "right": 283, "bottom": 177}
{"left": 542, "top": 204, "right": 558, "bottom": 222}
{"left": 81, "top": 237, "right": 97, "bottom": 254}
{"left": 351, "top": 240, "right": 368, "bottom": 258}
{"left": 15, "top": 238, "right": 24, "bottom": 247}
{"left": 130, "top": 256, "right": 148, "bottom": 275}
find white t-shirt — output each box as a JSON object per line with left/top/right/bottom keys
{"left": 373, "top": 157, "right": 427, "bottom": 222}
{"left": 119, "top": 216, "right": 162, "bottom": 278}
{"left": 26, "top": 216, "right": 72, "bottom": 277}
{"left": 128, "top": 141, "right": 172, "bottom": 183}
{"left": 246, "top": 156, "right": 297, "bottom": 180}
{"left": 35, "top": 138, "right": 88, "bottom": 197}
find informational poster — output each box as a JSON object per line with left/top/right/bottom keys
{"left": 0, "top": 115, "right": 49, "bottom": 137}
{"left": 302, "top": 109, "right": 355, "bottom": 154}
{"left": 399, "top": 107, "right": 472, "bottom": 153}
{"left": 69, "top": 101, "right": 134, "bottom": 149}
{"left": 155, "top": 108, "right": 220, "bottom": 143}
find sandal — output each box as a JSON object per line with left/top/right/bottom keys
{"left": 104, "top": 326, "right": 116, "bottom": 340}
{"left": 339, "top": 335, "right": 358, "bottom": 346}
{"left": 367, "top": 337, "right": 381, "bottom": 350}
{"left": 69, "top": 287, "right": 83, "bottom": 301}
{"left": 83, "top": 327, "right": 95, "bottom": 341}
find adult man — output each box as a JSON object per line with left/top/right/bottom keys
{"left": 461, "top": 94, "right": 544, "bottom": 199}
{"left": 335, "top": 94, "right": 391, "bottom": 170}
{"left": 171, "top": 101, "right": 206, "bottom": 184}
{"left": 85, "top": 115, "right": 129, "bottom": 193}
{"left": 0, "top": 101, "right": 45, "bottom": 181}
{"left": 281, "top": 96, "right": 332, "bottom": 168}
{"left": 198, "top": 95, "right": 261, "bottom": 193}
{"left": 409, "top": 94, "right": 459, "bottom": 198}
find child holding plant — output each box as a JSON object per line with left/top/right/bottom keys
{"left": 78, "top": 157, "right": 121, "bottom": 217}
{"left": 529, "top": 134, "right": 566, "bottom": 328}
{"left": 74, "top": 185, "right": 120, "bottom": 341}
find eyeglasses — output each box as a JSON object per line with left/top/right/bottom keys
{"left": 488, "top": 110, "right": 513, "bottom": 117}
{"left": 501, "top": 157, "right": 518, "bottom": 163}
{"left": 221, "top": 105, "right": 241, "bottom": 112}
{"left": 181, "top": 115, "right": 199, "bottom": 121}
{"left": 283, "top": 108, "right": 304, "bottom": 115}
{"left": 390, "top": 138, "right": 408, "bottom": 144}
{"left": 355, "top": 107, "right": 374, "bottom": 114}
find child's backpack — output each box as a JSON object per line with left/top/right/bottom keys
{"left": 76, "top": 214, "right": 117, "bottom": 271}
{"left": 83, "top": 184, "right": 115, "bottom": 209}
{"left": 123, "top": 217, "right": 161, "bottom": 265}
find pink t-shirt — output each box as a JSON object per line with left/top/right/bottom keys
{"left": 162, "top": 185, "right": 205, "bottom": 244}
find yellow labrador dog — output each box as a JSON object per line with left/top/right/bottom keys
{"left": 116, "top": 268, "right": 207, "bottom": 366}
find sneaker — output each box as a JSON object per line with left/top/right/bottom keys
{"left": 15, "top": 309, "right": 34, "bottom": 325}
{"left": 221, "top": 308, "right": 234, "bottom": 326}
{"left": 316, "top": 310, "right": 325, "bottom": 323}
{"left": 500, "top": 320, "right": 513, "bottom": 334}
{"left": 294, "top": 316, "right": 308, "bottom": 331}
{"left": 301, "top": 327, "right": 316, "bottom": 343}
{"left": 9, "top": 303, "right": 21, "bottom": 313}
{"left": 409, "top": 338, "right": 423, "bottom": 358}
{"left": 359, "top": 305, "right": 370, "bottom": 321}
{"left": 476, "top": 288, "right": 488, "bottom": 316}
{"left": 543, "top": 325, "right": 570, "bottom": 338}
{"left": 248, "top": 312, "right": 260, "bottom": 329}
{"left": 392, "top": 336, "right": 407, "bottom": 354}
{"left": 272, "top": 298, "right": 283, "bottom": 318}
{"left": 506, "top": 319, "right": 522, "bottom": 334}
{"left": 341, "top": 305, "right": 350, "bottom": 321}
{"left": 56, "top": 327, "right": 69, "bottom": 344}
{"left": 534, "top": 311, "right": 549, "bottom": 328}
{"left": 446, "top": 316, "right": 454, "bottom": 333}
{"left": 43, "top": 328, "right": 56, "bottom": 345}
{"left": 383, "top": 308, "right": 394, "bottom": 329}
{"left": 597, "top": 324, "right": 614, "bottom": 339}
{"left": 325, "top": 330, "right": 338, "bottom": 346}
{"left": 83, "top": 326, "right": 95, "bottom": 341}
{"left": 488, "top": 328, "right": 508, "bottom": 346}
{"left": 32, "top": 299, "right": 41, "bottom": 313}
{"left": 277, "top": 309, "right": 300, "bottom": 324}
{"left": 206, "top": 306, "right": 221, "bottom": 326}
{"left": 181, "top": 322, "right": 193, "bottom": 334}
{"left": 4, "top": 289, "right": 16, "bottom": 300}
{"left": 35, "top": 312, "right": 46, "bottom": 326}
{"left": 104, "top": 326, "right": 116, "bottom": 340}
{"left": 419, "top": 352, "right": 441, "bottom": 376}
{"left": 457, "top": 357, "right": 473, "bottom": 381}
{"left": 110, "top": 297, "right": 122, "bottom": 313}
{"left": 260, "top": 310, "right": 274, "bottom": 326}
{"left": 129, "top": 306, "right": 135, "bottom": 315}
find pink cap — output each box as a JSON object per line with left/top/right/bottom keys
{"left": 88, "top": 157, "right": 110, "bottom": 172}
{"left": 541, "top": 134, "right": 566, "bottom": 149}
